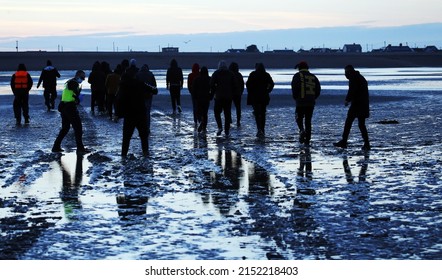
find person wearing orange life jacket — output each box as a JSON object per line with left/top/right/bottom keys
{"left": 10, "top": 63, "right": 33, "bottom": 125}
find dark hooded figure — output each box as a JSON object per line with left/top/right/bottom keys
{"left": 192, "top": 66, "right": 211, "bottom": 134}
{"left": 246, "top": 63, "right": 274, "bottom": 137}
{"left": 334, "top": 65, "right": 370, "bottom": 150}
{"left": 229, "top": 62, "right": 245, "bottom": 127}
{"left": 166, "top": 59, "right": 184, "bottom": 114}
{"left": 187, "top": 63, "right": 200, "bottom": 125}
{"left": 210, "top": 60, "right": 236, "bottom": 137}
{"left": 117, "top": 64, "right": 155, "bottom": 157}
{"left": 37, "top": 60, "right": 61, "bottom": 112}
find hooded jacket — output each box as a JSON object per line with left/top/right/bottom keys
{"left": 291, "top": 69, "right": 321, "bottom": 107}
{"left": 37, "top": 65, "right": 61, "bottom": 89}
{"left": 346, "top": 70, "right": 370, "bottom": 118}
{"left": 187, "top": 63, "right": 200, "bottom": 96}
{"left": 246, "top": 63, "right": 274, "bottom": 106}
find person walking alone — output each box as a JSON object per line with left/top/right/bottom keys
{"left": 52, "top": 70, "right": 90, "bottom": 154}
{"left": 166, "top": 59, "right": 184, "bottom": 115}
{"left": 334, "top": 65, "right": 371, "bottom": 150}
{"left": 246, "top": 63, "right": 274, "bottom": 137}
{"left": 291, "top": 61, "right": 321, "bottom": 146}
{"left": 37, "top": 60, "right": 61, "bottom": 112}
{"left": 10, "top": 63, "right": 33, "bottom": 125}
{"left": 210, "top": 60, "right": 236, "bottom": 137}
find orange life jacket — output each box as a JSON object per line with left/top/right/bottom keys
{"left": 14, "top": 71, "right": 29, "bottom": 89}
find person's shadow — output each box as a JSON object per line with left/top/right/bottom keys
{"left": 59, "top": 154, "right": 84, "bottom": 221}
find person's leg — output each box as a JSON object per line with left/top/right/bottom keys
{"left": 214, "top": 100, "right": 223, "bottom": 133}
{"left": 169, "top": 90, "right": 176, "bottom": 113}
{"left": 304, "top": 106, "right": 314, "bottom": 144}
{"left": 44, "top": 89, "right": 51, "bottom": 111}
{"left": 358, "top": 117, "right": 370, "bottom": 149}
{"left": 13, "top": 95, "right": 22, "bottom": 124}
{"left": 53, "top": 113, "right": 71, "bottom": 151}
{"left": 136, "top": 118, "right": 149, "bottom": 156}
{"left": 121, "top": 119, "right": 136, "bottom": 157}
{"left": 224, "top": 99, "right": 232, "bottom": 135}
{"left": 22, "top": 93, "right": 30, "bottom": 123}
{"left": 145, "top": 97, "right": 153, "bottom": 135}
{"left": 70, "top": 109, "right": 85, "bottom": 150}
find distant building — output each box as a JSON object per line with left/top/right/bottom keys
{"left": 272, "top": 48, "right": 295, "bottom": 53}
{"left": 162, "top": 47, "right": 179, "bottom": 53}
{"left": 384, "top": 43, "right": 413, "bottom": 53}
{"left": 413, "top": 46, "right": 439, "bottom": 53}
{"left": 226, "top": 48, "right": 246, "bottom": 53}
{"left": 343, "top": 43, "right": 362, "bottom": 53}
{"left": 309, "top": 47, "right": 333, "bottom": 53}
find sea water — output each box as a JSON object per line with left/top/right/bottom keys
{"left": 1, "top": 67, "right": 442, "bottom": 95}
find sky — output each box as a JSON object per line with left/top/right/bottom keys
{"left": 1, "top": 0, "right": 441, "bottom": 52}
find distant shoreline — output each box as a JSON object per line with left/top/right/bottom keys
{"left": 1, "top": 51, "right": 442, "bottom": 71}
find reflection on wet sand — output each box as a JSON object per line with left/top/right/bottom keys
{"left": 59, "top": 153, "right": 84, "bottom": 221}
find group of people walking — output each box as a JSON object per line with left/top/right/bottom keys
{"left": 9, "top": 58, "right": 371, "bottom": 158}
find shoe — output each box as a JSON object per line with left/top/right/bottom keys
{"left": 177, "top": 106, "right": 182, "bottom": 113}
{"left": 333, "top": 140, "right": 347, "bottom": 148}
{"left": 16, "top": 120, "right": 21, "bottom": 126}
{"left": 216, "top": 128, "right": 223, "bottom": 136}
{"left": 256, "top": 130, "right": 265, "bottom": 138}
{"left": 25, "top": 118, "right": 30, "bottom": 124}
{"left": 362, "top": 143, "right": 371, "bottom": 151}
{"left": 52, "top": 147, "right": 64, "bottom": 153}
{"left": 237, "top": 121, "right": 241, "bottom": 127}
{"left": 225, "top": 130, "right": 230, "bottom": 137}
{"left": 299, "top": 130, "right": 306, "bottom": 144}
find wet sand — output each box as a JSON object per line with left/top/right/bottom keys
{"left": 0, "top": 90, "right": 441, "bottom": 260}
{"left": 2, "top": 51, "right": 442, "bottom": 71}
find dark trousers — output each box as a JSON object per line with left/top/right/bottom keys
{"left": 252, "top": 104, "right": 267, "bottom": 133}
{"left": 106, "top": 94, "right": 116, "bottom": 119}
{"left": 232, "top": 95, "right": 242, "bottom": 125}
{"left": 296, "top": 106, "right": 315, "bottom": 143}
{"left": 122, "top": 116, "right": 149, "bottom": 157}
{"left": 197, "top": 100, "right": 210, "bottom": 131}
{"left": 53, "top": 103, "right": 84, "bottom": 149}
{"left": 145, "top": 97, "right": 153, "bottom": 135}
{"left": 169, "top": 86, "right": 181, "bottom": 112}
{"left": 214, "top": 98, "right": 232, "bottom": 132}
{"left": 342, "top": 113, "right": 369, "bottom": 144}
{"left": 43, "top": 87, "right": 57, "bottom": 110}
{"left": 13, "top": 92, "right": 30, "bottom": 123}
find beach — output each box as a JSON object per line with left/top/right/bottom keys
{"left": 1, "top": 70, "right": 441, "bottom": 260}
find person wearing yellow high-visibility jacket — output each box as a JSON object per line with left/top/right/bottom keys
{"left": 52, "top": 70, "right": 90, "bottom": 154}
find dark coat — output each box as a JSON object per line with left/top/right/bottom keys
{"left": 166, "top": 59, "right": 183, "bottom": 89}
{"left": 246, "top": 68, "right": 274, "bottom": 106}
{"left": 210, "top": 68, "right": 236, "bottom": 101}
{"left": 116, "top": 72, "right": 154, "bottom": 118}
{"left": 37, "top": 66, "right": 61, "bottom": 89}
{"left": 346, "top": 71, "right": 370, "bottom": 118}
{"left": 291, "top": 70, "right": 321, "bottom": 107}
{"left": 192, "top": 73, "right": 211, "bottom": 103}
